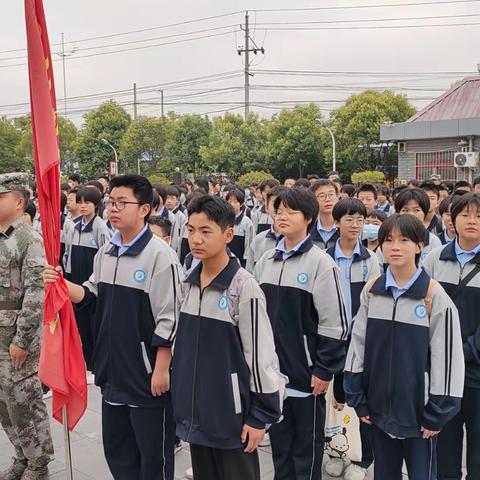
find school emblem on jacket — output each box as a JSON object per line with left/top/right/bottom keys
{"left": 133, "top": 269, "right": 147, "bottom": 283}
{"left": 414, "top": 304, "right": 428, "bottom": 319}
{"left": 218, "top": 295, "right": 228, "bottom": 310}
{"left": 297, "top": 272, "right": 309, "bottom": 285}
{"left": 90, "top": 239, "right": 98, "bottom": 247}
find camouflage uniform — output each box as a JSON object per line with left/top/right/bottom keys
{"left": 0, "top": 174, "right": 53, "bottom": 479}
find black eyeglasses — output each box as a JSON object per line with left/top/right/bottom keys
{"left": 104, "top": 200, "right": 141, "bottom": 211}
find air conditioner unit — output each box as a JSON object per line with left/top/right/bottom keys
{"left": 454, "top": 151, "right": 479, "bottom": 168}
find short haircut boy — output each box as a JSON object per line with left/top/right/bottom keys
{"left": 332, "top": 198, "right": 367, "bottom": 222}
{"left": 420, "top": 181, "right": 439, "bottom": 197}
{"left": 309, "top": 179, "right": 339, "bottom": 194}
{"left": 165, "top": 185, "right": 180, "bottom": 198}
{"left": 356, "top": 183, "right": 378, "bottom": 200}
{"left": 110, "top": 174, "right": 154, "bottom": 209}
{"left": 187, "top": 194, "right": 235, "bottom": 230}
{"left": 259, "top": 178, "right": 280, "bottom": 192}
{"left": 340, "top": 184, "right": 356, "bottom": 197}
{"left": 367, "top": 209, "right": 387, "bottom": 223}
{"left": 394, "top": 187, "right": 430, "bottom": 217}
{"left": 148, "top": 216, "right": 173, "bottom": 237}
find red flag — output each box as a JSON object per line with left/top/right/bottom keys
{"left": 25, "top": 0, "right": 87, "bottom": 430}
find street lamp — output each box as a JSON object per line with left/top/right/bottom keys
{"left": 317, "top": 121, "right": 336, "bottom": 172}
{"left": 101, "top": 139, "right": 119, "bottom": 175}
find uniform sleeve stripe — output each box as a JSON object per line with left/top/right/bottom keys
{"left": 254, "top": 299, "right": 263, "bottom": 394}
{"left": 447, "top": 308, "right": 453, "bottom": 396}
{"left": 167, "top": 264, "right": 178, "bottom": 342}
{"left": 333, "top": 269, "right": 348, "bottom": 340}
{"left": 250, "top": 299, "right": 259, "bottom": 392}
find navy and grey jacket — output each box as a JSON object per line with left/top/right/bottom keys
{"left": 171, "top": 259, "right": 283, "bottom": 449}
{"left": 245, "top": 229, "right": 282, "bottom": 273}
{"left": 63, "top": 216, "right": 111, "bottom": 284}
{"left": 310, "top": 219, "right": 340, "bottom": 251}
{"left": 326, "top": 243, "right": 381, "bottom": 320}
{"left": 252, "top": 205, "right": 273, "bottom": 234}
{"left": 79, "top": 228, "right": 182, "bottom": 408}
{"left": 423, "top": 241, "right": 480, "bottom": 388}
{"left": 171, "top": 207, "right": 187, "bottom": 253}
{"left": 254, "top": 238, "right": 348, "bottom": 392}
{"left": 344, "top": 270, "right": 464, "bottom": 437}
{"left": 177, "top": 221, "right": 190, "bottom": 265}
{"left": 229, "top": 211, "right": 255, "bottom": 268}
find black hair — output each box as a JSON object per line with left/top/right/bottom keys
{"left": 195, "top": 177, "right": 210, "bottom": 194}
{"left": 226, "top": 188, "right": 245, "bottom": 205}
{"left": 109, "top": 174, "right": 154, "bottom": 209}
{"left": 391, "top": 184, "right": 408, "bottom": 200}
{"left": 378, "top": 214, "right": 427, "bottom": 266}
{"left": 473, "top": 176, "right": 480, "bottom": 187}
{"left": 165, "top": 185, "right": 180, "bottom": 198}
{"left": 273, "top": 187, "right": 319, "bottom": 227}
{"left": 340, "top": 184, "right": 356, "bottom": 197}
{"left": 327, "top": 171, "right": 339, "bottom": 178}
{"left": 187, "top": 194, "right": 235, "bottom": 230}
{"left": 367, "top": 209, "right": 387, "bottom": 223}
{"left": 61, "top": 183, "right": 71, "bottom": 192}
{"left": 377, "top": 186, "right": 390, "bottom": 197}
{"left": 223, "top": 184, "right": 236, "bottom": 194}
{"left": 68, "top": 173, "right": 81, "bottom": 183}
{"left": 307, "top": 174, "right": 320, "bottom": 181}
{"left": 76, "top": 186, "right": 102, "bottom": 209}
{"left": 438, "top": 195, "right": 454, "bottom": 216}
{"left": 148, "top": 216, "right": 173, "bottom": 236}
{"left": 442, "top": 181, "right": 454, "bottom": 194}
{"left": 408, "top": 179, "right": 420, "bottom": 187}
{"left": 266, "top": 185, "right": 287, "bottom": 204}
{"left": 259, "top": 179, "right": 280, "bottom": 192}
{"left": 152, "top": 190, "right": 160, "bottom": 211}
{"left": 454, "top": 180, "right": 472, "bottom": 191}
{"left": 67, "top": 187, "right": 79, "bottom": 197}
{"left": 98, "top": 175, "right": 110, "bottom": 182}
{"left": 86, "top": 180, "right": 104, "bottom": 195}
{"left": 451, "top": 193, "right": 480, "bottom": 228}
{"left": 185, "top": 190, "right": 205, "bottom": 208}
{"left": 153, "top": 184, "right": 167, "bottom": 203}
{"left": 332, "top": 198, "right": 367, "bottom": 222}
{"left": 25, "top": 199, "right": 37, "bottom": 222}
{"left": 394, "top": 187, "right": 430, "bottom": 217}
{"left": 438, "top": 183, "right": 450, "bottom": 193}
{"left": 60, "top": 192, "right": 67, "bottom": 213}
{"left": 420, "top": 181, "right": 439, "bottom": 197}
{"left": 294, "top": 178, "right": 311, "bottom": 189}
{"left": 356, "top": 183, "right": 378, "bottom": 200}
{"left": 309, "top": 179, "right": 339, "bottom": 194}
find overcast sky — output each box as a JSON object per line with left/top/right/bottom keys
{"left": 1, "top": 0, "right": 478, "bottom": 125}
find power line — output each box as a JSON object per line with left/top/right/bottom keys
{"left": 252, "top": 0, "right": 480, "bottom": 12}
{"left": 252, "top": 68, "right": 476, "bottom": 76}
{"left": 261, "top": 21, "right": 480, "bottom": 30}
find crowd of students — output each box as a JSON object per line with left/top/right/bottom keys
{"left": 38, "top": 170, "right": 480, "bottom": 480}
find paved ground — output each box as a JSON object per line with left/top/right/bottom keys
{"left": 0, "top": 385, "right": 465, "bottom": 479}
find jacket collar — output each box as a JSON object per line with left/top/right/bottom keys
{"left": 370, "top": 268, "right": 431, "bottom": 300}
{"left": 440, "top": 238, "right": 480, "bottom": 264}
{"left": 106, "top": 227, "right": 153, "bottom": 257}
{"left": 326, "top": 241, "right": 371, "bottom": 263}
{"left": 269, "top": 235, "right": 314, "bottom": 261}
{"left": 75, "top": 217, "right": 95, "bottom": 233}
{"left": 185, "top": 256, "right": 241, "bottom": 291}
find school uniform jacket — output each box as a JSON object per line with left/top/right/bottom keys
{"left": 255, "top": 237, "right": 348, "bottom": 392}
{"left": 344, "top": 270, "right": 464, "bottom": 437}
{"left": 310, "top": 219, "right": 340, "bottom": 251}
{"left": 245, "top": 229, "right": 282, "bottom": 273}
{"left": 326, "top": 243, "right": 381, "bottom": 320}
{"left": 171, "top": 259, "right": 283, "bottom": 449}
{"left": 171, "top": 207, "right": 187, "bottom": 253}
{"left": 230, "top": 211, "right": 255, "bottom": 267}
{"left": 252, "top": 205, "right": 273, "bottom": 234}
{"left": 177, "top": 221, "right": 190, "bottom": 265}
{"left": 423, "top": 241, "right": 480, "bottom": 389}
{"left": 78, "top": 228, "right": 182, "bottom": 408}
{"left": 63, "top": 216, "right": 111, "bottom": 284}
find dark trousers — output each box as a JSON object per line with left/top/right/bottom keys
{"left": 352, "top": 421, "right": 374, "bottom": 469}
{"left": 372, "top": 425, "right": 437, "bottom": 480}
{"left": 74, "top": 307, "right": 94, "bottom": 371}
{"left": 102, "top": 401, "right": 175, "bottom": 480}
{"left": 190, "top": 444, "right": 260, "bottom": 480}
{"left": 438, "top": 386, "right": 480, "bottom": 480}
{"left": 269, "top": 395, "right": 326, "bottom": 480}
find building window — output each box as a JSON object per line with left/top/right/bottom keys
{"left": 415, "top": 151, "right": 458, "bottom": 181}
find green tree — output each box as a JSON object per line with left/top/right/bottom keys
{"left": 199, "top": 113, "right": 266, "bottom": 175}
{"left": 326, "top": 90, "right": 416, "bottom": 179}
{"left": 0, "top": 118, "right": 22, "bottom": 173}
{"left": 74, "top": 101, "right": 131, "bottom": 178}
{"left": 120, "top": 117, "right": 169, "bottom": 175}
{"left": 237, "top": 171, "right": 275, "bottom": 187}
{"left": 165, "top": 114, "right": 211, "bottom": 174}
{"left": 264, "top": 104, "right": 325, "bottom": 179}
{"left": 14, "top": 115, "right": 78, "bottom": 174}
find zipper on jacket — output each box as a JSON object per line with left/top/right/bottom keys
{"left": 186, "top": 287, "right": 204, "bottom": 442}
{"left": 107, "top": 256, "right": 120, "bottom": 391}
{"left": 388, "top": 298, "right": 399, "bottom": 419}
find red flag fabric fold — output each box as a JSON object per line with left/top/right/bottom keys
{"left": 25, "top": 0, "right": 87, "bottom": 430}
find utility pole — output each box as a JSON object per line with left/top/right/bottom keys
{"left": 160, "top": 89, "right": 164, "bottom": 118}
{"left": 133, "top": 83, "right": 138, "bottom": 120}
{"left": 238, "top": 11, "right": 264, "bottom": 119}
{"left": 55, "top": 33, "right": 77, "bottom": 118}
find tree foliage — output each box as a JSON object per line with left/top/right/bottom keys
{"left": 0, "top": 118, "right": 23, "bottom": 173}
{"left": 351, "top": 170, "right": 385, "bottom": 185}
{"left": 237, "top": 171, "right": 276, "bottom": 187}
{"left": 326, "top": 91, "right": 416, "bottom": 179}
{"left": 74, "top": 101, "right": 131, "bottom": 178}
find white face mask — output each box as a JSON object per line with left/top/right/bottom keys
{"left": 362, "top": 224, "right": 380, "bottom": 241}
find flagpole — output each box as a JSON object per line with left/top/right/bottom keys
{"left": 62, "top": 406, "right": 74, "bottom": 480}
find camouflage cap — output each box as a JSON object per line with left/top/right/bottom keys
{"left": 0, "top": 172, "right": 30, "bottom": 194}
